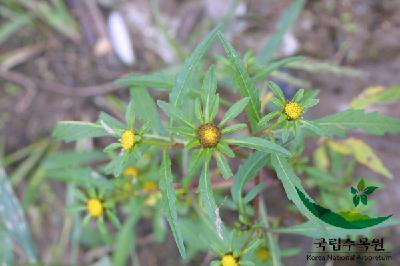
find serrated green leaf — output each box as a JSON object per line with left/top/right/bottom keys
{"left": 0, "top": 166, "right": 37, "bottom": 263}
{"left": 170, "top": 25, "right": 221, "bottom": 107}
{"left": 256, "top": 0, "right": 306, "bottom": 63}
{"left": 53, "top": 121, "right": 109, "bottom": 142}
{"left": 219, "top": 97, "right": 249, "bottom": 127}
{"left": 202, "top": 65, "right": 217, "bottom": 122}
{"left": 315, "top": 110, "right": 400, "bottom": 137}
{"left": 350, "top": 187, "right": 357, "bottom": 195}
{"left": 214, "top": 152, "right": 232, "bottom": 179}
{"left": 271, "top": 153, "right": 327, "bottom": 225}
{"left": 218, "top": 32, "right": 261, "bottom": 132}
{"left": 159, "top": 150, "right": 186, "bottom": 258}
{"left": 131, "top": 87, "right": 166, "bottom": 134}
{"left": 226, "top": 136, "right": 290, "bottom": 156}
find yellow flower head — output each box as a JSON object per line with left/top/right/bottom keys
{"left": 123, "top": 166, "right": 139, "bottom": 177}
{"left": 284, "top": 101, "right": 302, "bottom": 120}
{"left": 220, "top": 254, "right": 239, "bottom": 266}
{"left": 198, "top": 123, "right": 221, "bottom": 148}
{"left": 86, "top": 198, "right": 104, "bottom": 218}
{"left": 256, "top": 247, "right": 270, "bottom": 261}
{"left": 143, "top": 181, "right": 157, "bottom": 191}
{"left": 120, "top": 130, "right": 136, "bottom": 150}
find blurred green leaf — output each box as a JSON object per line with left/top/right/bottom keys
{"left": 201, "top": 65, "right": 218, "bottom": 123}
{"left": 115, "top": 69, "right": 176, "bottom": 90}
{"left": 315, "top": 110, "right": 400, "bottom": 137}
{"left": 350, "top": 85, "right": 400, "bottom": 109}
{"left": 0, "top": 225, "right": 15, "bottom": 265}
{"left": 256, "top": 0, "right": 305, "bottom": 63}
{"left": 53, "top": 121, "right": 109, "bottom": 142}
{"left": 112, "top": 199, "right": 142, "bottom": 266}
{"left": 253, "top": 56, "right": 303, "bottom": 81}
{"left": 131, "top": 87, "right": 166, "bottom": 135}
{"left": 159, "top": 150, "right": 186, "bottom": 258}
{"left": 0, "top": 13, "right": 32, "bottom": 45}
{"left": 0, "top": 165, "right": 37, "bottom": 262}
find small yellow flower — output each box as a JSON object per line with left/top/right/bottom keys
{"left": 143, "top": 181, "right": 157, "bottom": 191}
{"left": 198, "top": 123, "right": 221, "bottom": 148}
{"left": 120, "top": 130, "right": 136, "bottom": 150}
{"left": 256, "top": 247, "right": 270, "bottom": 261}
{"left": 123, "top": 166, "right": 139, "bottom": 177}
{"left": 86, "top": 198, "right": 104, "bottom": 218}
{"left": 220, "top": 254, "right": 238, "bottom": 266}
{"left": 284, "top": 101, "right": 302, "bottom": 120}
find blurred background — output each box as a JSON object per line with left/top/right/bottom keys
{"left": 0, "top": 0, "right": 400, "bottom": 265}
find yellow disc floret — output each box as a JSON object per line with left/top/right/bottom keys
{"left": 220, "top": 254, "right": 239, "bottom": 266}
{"left": 120, "top": 130, "right": 135, "bottom": 150}
{"left": 256, "top": 247, "right": 270, "bottom": 261}
{"left": 123, "top": 166, "right": 139, "bottom": 177}
{"left": 86, "top": 198, "right": 104, "bottom": 218}
{"left": 198, "top": 123, "right": 221, "bottom": 148}
{"left": 143, "top": 181, "right": 157, "bottom": 191}
{"left": 284, "top": 101, "right": 302, "bottom": 120}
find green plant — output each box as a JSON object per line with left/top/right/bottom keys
{"left": 45, "top": 25, "right": 400, "bottom": 265}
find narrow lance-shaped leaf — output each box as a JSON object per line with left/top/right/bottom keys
{"left": 225, "top": 136, "right": 290, "bottom": 156}
{"left": 202, "top": 65, "right": 217, "bottom": 122}
{"left": 231, "top": 151, "right": 268, "bottom": 211}
{"left": 315, "top": 110, "right": 400, "bottom": 137}
{"left": 256, "top": 0, "right": 306, "bottom": 63}
{"left": 170, "top": 24, "right": 221, "bottom": 107}
{"left": 219, "top": 97, "right": 249, "bottom": 127}
{"left": 131, "top": 87, "right": 166, "bottom": 135}
{"left": 157, "top": 101, "right": 195, "bottom": 129}
{"left": 112, "top": 199, "right": 142, "bottom": 266}
{"left": 115, "top": 68, "right": 176, "bottom": 90}
{"left": 198, "top": 150, "right": 226, "bottom": 240}
{"left": 0, "top": 166, "right": 37, "bottom": 263}
{"left": 53, "top": 121, "right": 109, "bottom": 142}
{"left": 214, "top": 152, "right": 233, "bottom": 179}
{"left": 270, "top": 153, "right": 329, "bottom": 229}
{"left": 218, "top": 32, "right": 261, "bottom": 132}
{"left": 159, "top": 150, "right": 186, "bottom": 258}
